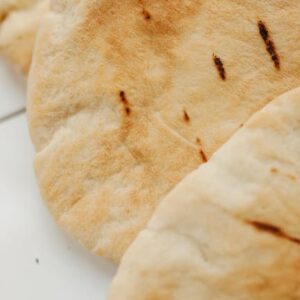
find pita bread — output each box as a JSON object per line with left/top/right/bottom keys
{"left": 0, "top": 1, "right": 48, "bottom": 74}
{"left": 0, "top": 0, "right": 36, "bottom": 22}
{"left": 28, "top": 0, "right": 300, "bottom": 261}
{"left": 108, "top": 87, "right": 300, "bottom": 300}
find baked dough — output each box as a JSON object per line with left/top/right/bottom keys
{"left": 0, "top": 1, "right": 48, "bottom": 74}
{"left": 109, "top": 87, "right": 300, "bottom": 299}
{"left": 28, "top": 0, "right": 300, "bottom": 261}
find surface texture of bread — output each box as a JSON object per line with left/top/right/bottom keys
{"left": 109, "top": 87, "right": 300, "bottom": 299}
{"left": 28, "top": 0, "right": 300, "bottom": 261}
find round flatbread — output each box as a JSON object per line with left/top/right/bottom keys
{"left": 109, "top": 87, "right": 300, "bottom": 300}
{"left": 28, "top": 0, "right": 300, "bottom": 261}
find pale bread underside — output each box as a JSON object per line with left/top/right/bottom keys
{"left": 109, "top": 87, "right": 300, "bottom": 300}
{"left": 0, "top": 1, "right": 49, "bottom": 74}
{"left": 28, "top": 0, "right": 300, "bottom": 261}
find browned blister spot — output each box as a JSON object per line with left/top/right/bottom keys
{"left": 0, "top": 13, "right": 8, "bottom": 23}
{"left": 196, "top": 137, "right": 202, "bottom": 145}
{"left": 213, "top": 54, "right": 226, "bottom": 80}
{"left": 199, "top": 149, "right": 208, "bottom": 162}
{"left": 183, "top": 110, "right": 190, "bottom": 123}
{"left": 270, "top": 168, "right": 297, "bottom": 181}
{"left": 258, "top": 20, "right": 280, "bottom": 70}
{"left": 119, "top": 91, "right": 131, "bottom": 115}
{"left": 137, "top": 0, "right": 203, "bottom": 37}
{"left": 286, "top": 174, "right": 297, "bottom": 181}
{"left": 247, "top": 220, "right": 300, "bottom": 245}
{"left": 270, "top": 167, "right": 278, "bottom": 174}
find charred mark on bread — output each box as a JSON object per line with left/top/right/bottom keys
{"left": 247, "top": 220, "right": 300, "bottom": 245}
{"left": 119, "top": 91, "right": 131, "bottom": 115}
{"left": 213, "top": 54, "right": 226, "bottom": 80}
{"left": 183, "top": 110, "right": 190, "bottom": 123}
{"left": 258, "top": 20, "right": 280, "bottom": 70}
{"left": 119, "top": 91, "right": 128, "bottom": 103}
{"left": 139, "top": 0, "right": 151, "bottom": 20}
{"left": 200, "top": 149, "right": 208, "bottom": 162}
{"left": 142, "top": 9, "right": 151, "bottom": 20}
{"left": 125, "top": 107, "right": 131, "bottom": 115}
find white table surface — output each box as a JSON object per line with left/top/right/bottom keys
{"left": 0, "top": 59, "right": 116, "bottom": 300}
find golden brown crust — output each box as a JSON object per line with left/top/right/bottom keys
{"left": 28, "top": 0, "right": 300, "bottom": 261}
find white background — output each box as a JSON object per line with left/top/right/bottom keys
{"left": 0, "top": 59, "right": 116, "bottom": 300}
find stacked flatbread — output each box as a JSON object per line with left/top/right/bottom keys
{"left": 28, "top": 0, "right": 300, "bottom": 263}
{"left": 108, "top": 87, "right": 300, "bottom": 299}
{"left": 0, "top": 0, "right": 48, "bottom": 74}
